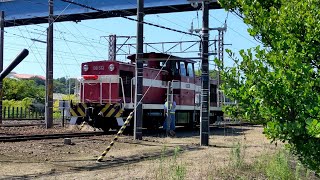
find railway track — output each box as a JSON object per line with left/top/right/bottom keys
{"left": 0, "top": 131, "right": 107, "bottom": 142}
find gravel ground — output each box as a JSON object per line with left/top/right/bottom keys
{"left": 0, "top": 125, "right": 279, "bottom": 179}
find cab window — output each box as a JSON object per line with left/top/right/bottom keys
{"left": 180, "top": 62, "right": 186, "bottom": 76}
{"left": 187, "top": 63, "right": 194, "bottom": 77}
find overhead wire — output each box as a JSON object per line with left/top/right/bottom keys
{"left": 5, "top": 30, "right": 107, "bottom": 56}
{"left": 69, "top": 22, "right": 105, "bottom": 58}
{"left": 209, "top": 13, "right": 259, "bottom": 46}
{"left": 4, "top": 42, "right": 104, "bottom": 60}
{"left": 58, "top": 22, "right": 103, "bottom": 60}
{"left": 15, "top": 26, "right": 46, "bottom": 74}
{"left": 55, "top": 24, "right": 81, "bottom": 66}
{"left": 6, "top": 27, "right": 107, "bottom": 48}
{"left": 60, "top": 0, "right": 200, "bottom": 38}
{"left": 7, "top": 21, "right": 110, "bottom": 46}
{"left": 125, "top": 0, "right": 192, "bottom": 30}
{"left": 4, "top": 46, "right": 83, "bottom": 66}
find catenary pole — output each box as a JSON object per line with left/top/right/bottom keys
{"left": 134, "top": 0, "right": 144, "bottom": 140}
{"left": 200, "top": 0, "right": 210, "bottom": 146}
{"left": 46, "top": 0, "right": 54, "bottom": 128}
{"left": 0, "top": 11, "right": 4, "bottom": 124}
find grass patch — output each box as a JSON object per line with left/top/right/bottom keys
{"left": 153, "top": 146, "right": 187, "bottom": 180}
{"left": 230, "top": 141, "right": 246, "bottom": 169}
{"left": 150, "top": 142, "right": 317, "bottom": 180}
{"left": 215, "top": 142, "right": 317, "bottom": 180}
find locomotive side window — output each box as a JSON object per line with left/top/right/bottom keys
{"left": 180, "top": 61, "right": 186, "bottom": 76}
{"left": 187, "top": 63, "right": 194, "bottom": 77}
{"left": 160, "top": 61, "right": 167, "bottom": 68}
{"left": 119, "top": 70, "right": 134, "bottom": 98}
{"left": 168, "top": 61, "right": 179, "bottom": 76}
{"left": 210, "top": 84, "right": 217, "bottom": 103}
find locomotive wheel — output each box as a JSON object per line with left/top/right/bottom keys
{"left": 101, "top": 126, "right": 111, "bottom": 132}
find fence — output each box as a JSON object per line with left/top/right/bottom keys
{"left": 2, "top": 107, "right": 44, "bottom": 120}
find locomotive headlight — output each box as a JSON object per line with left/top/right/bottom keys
{"left": 108, "top": 64, "right": 115, "bottom": 71}
{"left": 83, "top": 64, "right": 89, "bottom": 72}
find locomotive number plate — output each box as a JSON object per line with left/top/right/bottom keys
{"left": 93, "top": 66, "right": 105, "bottom": 71}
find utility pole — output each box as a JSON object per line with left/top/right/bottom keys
{"left": 45, "top": 0, "right": 54, "bottom": 128}
{"left": 109, "top": 34, "right": 116, "bottom": 61}
{"left": 0, "top": 11, "right": 4, "bottom": 124}
{"left": 200, "top": 0, "right": 209, "bottom": 146}
{"left": 134, "top": 0, "right": 144, "bottom": 140}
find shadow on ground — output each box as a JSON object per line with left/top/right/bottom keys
{"left": 144, "top": 124, "right": 252, "bottom": 138}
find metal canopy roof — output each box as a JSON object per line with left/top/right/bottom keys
{"left": 0, "top": 0, "right": 220, "bottom": 27}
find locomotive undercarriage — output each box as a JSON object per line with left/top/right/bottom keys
{"left": 69, "top": 103, "right": 223, "bottom": 132}
{"left": 69, "top": 102, "right": 124, "bottom": 132}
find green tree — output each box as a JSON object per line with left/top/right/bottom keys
{"left": 53, "top": 77, "right": 78, "bottom": 94}
{"left": 195, "top": 69, "right": 219, "bottom": 79}
{"left": 2, "top": 78, "right": 45, "bottom": 103}
{"left": 218, "top": 0, "right": 320, "bottom": 173}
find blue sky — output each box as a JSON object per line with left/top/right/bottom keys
{"left": 3, "top": 9, "right": 259, "bottom": 78}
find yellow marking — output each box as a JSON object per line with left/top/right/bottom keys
{"left": 81, "top": 103, "right": 87, "bottom": 108}
{"left": 77, "top": 106, "right": 85, "bottom": 116}
{"left": 115, "top": 109, "right": 124, "bottom": 118}
{"left": 106, "top": 108, "right": 116, "bottom": 117}
{"left": 70, "top": 108, "right": 78, "bottom": 116}
{"left": 96, "top": 112, "right": 134, "bottom": 162}
{"left": 79, "top": 121, "right": 86, "bottom": 130}
{"left": 101, "top": 103, "right": 111, "bottom": 114}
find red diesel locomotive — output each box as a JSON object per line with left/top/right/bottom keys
{"left": 69, "top": 52, "right": 223, "bottom": 131}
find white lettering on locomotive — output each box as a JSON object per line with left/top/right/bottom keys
{"left": 93, "top": 66, "right": 105, "bottom": 71}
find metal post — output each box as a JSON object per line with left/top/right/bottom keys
{"left": 45, "top": 0, "right": 54, "bottom": 128}
{"left": 134, "top": 0, "right": 144, "bottom": 140}
{"left": 217, "top": 29, "right": 224, "bottom": 107}
{"left": 0, "top": 11, "right": 4, "bottom": 124}
{"left": 62, "top": 106, "right": 65, "bottom": 127}
{"left": 166, "top": 82, "right": 172, "bottom": 136}
{"left": 200, "top": 0, "right": 209, "bottom": 146}
{"left": 109, "top": 34, "right": 116, "bottom": 61}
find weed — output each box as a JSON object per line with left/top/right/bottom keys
{"left": 265, "top": 150, "right": 293, "bottom": 179}
{"left": 153, "top": 146, "right": 186, "bottom": 180}
{"left": 230, "top": 141, "right": 246, "bottom": 169}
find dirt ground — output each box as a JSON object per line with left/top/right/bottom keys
{"left": 0, "top": 124, "right": 279, "bottom": 179}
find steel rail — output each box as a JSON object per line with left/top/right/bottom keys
{"left": 0, "top": 131, "right": 107, "bottom": 142}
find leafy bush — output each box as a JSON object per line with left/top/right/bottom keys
{"left": 218, "top": 0, "right": 320, "bottom": 173}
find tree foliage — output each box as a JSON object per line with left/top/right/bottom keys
{"left": 195, "top": 69, "right": 219, "bottom": 79}
{"left": 218, "top": 0, "right": 320, "bottom": 173}
{"left": 3, "top": 78, "right": 45, "bottom": 103}
{"left": 53, "top": 77, "right": 77, "bottom": 94}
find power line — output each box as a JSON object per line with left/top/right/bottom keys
{"left": 69, "top": 22, "right": 105, "bottom": 58}
{"left": 55, "top": 24, "right": 81, "bottom": 66}
{"left": 6, "top": 27, "right": 107, "bottom": 48}
{"left": 16, "top": 26, "right": 46, "bottom": 74}
{"left": 58, "top": 22, "right": 102, "bottom": 59}
{"left": 125, "top": 0, "right": 192, "bottom": 28}
{"left": 209, "top": 14, "right": 259, "bottom": 46}
{"left": 5, "top": 30, "right": 107, "bottom": 53}
{"left": 60, "top": 0, "right": 200, "bottom": 38}
{"left": 5, "top": 43, "right": 105, "bottom": 60}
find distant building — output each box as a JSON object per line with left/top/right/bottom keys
{"left": 53, "top": 93, "right": 65, "bottom": 103}
{"left": 7, "top": 72, "right": 45, "bottom": 80}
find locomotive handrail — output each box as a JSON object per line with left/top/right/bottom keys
{"left": 100, "top": 78, "right": 103, "bottom": 104}
{"left": 130, "top": 77, "right": 134, "bottom": 103}
{"left": 109, "top": 77, "right": 112, "bottom": 104}
{"left": 118, "top": 77, "right": 126, "bottom": 108}
{"left": 171, "top": 80, "right": 180, "bottom": 89}
{"left": 217, "top": 89, "right": 225, "bottom": 107}
{"left": 82, "top": 79, "right": 84, "bottom": 103}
